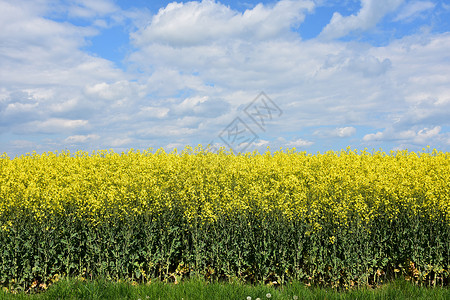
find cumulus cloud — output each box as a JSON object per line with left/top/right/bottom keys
{"left": 254, "top": 139, "right": 270, "bottom": 147}
{"left": 109, "top": 137, "right": 134, "bottom": 147}
{"left": 361, "top": 93, "right": 450, "bottom": 148}
{"left": 286, "top": 138, "right": 314, "bottom": 147}
{"left": 165, "top": 142, "right": 185, "bottom": 151}
{"left": 336, "top": 127, "right": 357, "bottom": 137}
{"left": 171, "top": 96, "right": 230, "bottom": 117}
{"left": 394, "top": 1, "right": 435, "bottom": 22}
{"left": 347, "top": 56, "right": 392, "bottom": 77}
{"left": 363, "top": 126, "right": 443, "bottom": 145}
{"left": 64, "top": 134, "right": 100, "bottom": 144}
{"left": 322, "top": 53, "right": 392, "bottom": 77}
{"left": 0, "top": 0, "right": 132, "bottom": 152}
{"left": 314, "top": 127, "right": 357, "bottom": 138}
{"left": 17, "top": 118, "right": 89, "bottom": 134}
{"left": 139, "top": 106, "right": 170, "bottom": 119}
{"left": 67, "top": 0, "right": 120, "bottom": 19}
{"left": 132, "top": 0, "right": 314, "bottom": 47}
{"left": 135, "top": 125, "right": 197, "bottom": 139}
{"left": 319, "top": 0, "right": 404, "bottom": 40}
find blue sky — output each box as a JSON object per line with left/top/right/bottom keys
{"left": 1, "top": 0, "right": 450, "bottom": 156}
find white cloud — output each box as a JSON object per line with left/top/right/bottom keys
{"left": 314, "top": 126, "right": 357, "bottom": 138}
{"left": 363, "top": 131, "right": 384, "bottom": 142}
{"left": 85, "top": 81, "right": 142, "bottom": 102}
{"left": 5, "top": 102, "right": 39, "bottom": 114}
{"left": 136, "top": 125, "right": 197, "bottom": 139}
{"left": 170, "top": 95, "right": 230, "bottom": 117}
{"left": 319, "top": 0, "right": 404, "bottom": 39}
{"left": 254, "top": 139, "right": 270, "bottom": 147}
{"left": 139, "top": 106, "right": 170, "bottom": 119}
{"left": 174, "top": 96, "right": 209, "bottom": 112}
{"left": 346, "top": 56, "right": 391, "bottom": 77}
{"left": 394, "top": 1, "right": 435, "bottom": 22}
{"left": 132, "top": 0, "right": 314, "bottom": 47}
{"left": 165, "top": 142, "right": 184, "bottom": 151}
{"left": 109, "top": 138, "right": 134, "bottom": 147}
{"left": 0, "top": 1, "right": 96, "bottom": 54}
{"left": 336, "top": 127, "right": 357, "bottom": 137}
{"left": 64, "top": 134, "right": 99, "bottom": 144}
{"left": 19, "top": 118, "right": 89, "bottom": 134}
{"left": 67, "top": 0, "right": 119, "bottom": 19}
{"left": 415, "top": 126, "right": 441, "bottom": 144}
{"left": 0, "top": 1, "right": 122, "bottom": 91}
{"left": 286, "top": 138, "right": 314, "bottom": 147}
{"left": 363, "top": 126, "right": 442, "bottom": 145}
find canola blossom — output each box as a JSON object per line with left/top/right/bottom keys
{"left": 0, "top": 146, "right": 448, "bottom": 227}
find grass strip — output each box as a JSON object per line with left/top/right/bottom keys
{"left": 1, "top": 277, "right": 449, "bottom": 300}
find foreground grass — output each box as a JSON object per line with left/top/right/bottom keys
{"left": 1, "top": 278, "right": 449, "bottom": 300}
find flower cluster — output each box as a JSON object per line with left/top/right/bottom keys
{"left": 0, "top": 146, "right": 448, "bottom": 228}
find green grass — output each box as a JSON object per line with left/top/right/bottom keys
{"left": 1, "top": 277, "right": 449, "bottom": 300}
{"left": 0, "top": 279, "right": 450, "bottom": 300}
